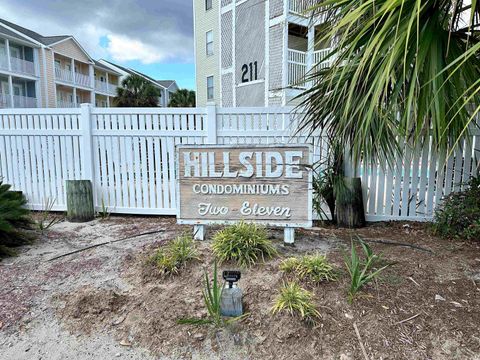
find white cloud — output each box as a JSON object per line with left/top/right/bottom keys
{"left": 106, "top": 33, "right": 192, "bottom": 64}
{"left": 106, "top": 34, "right": 165, "bottom": 64}
{"left": 0, "top": 0, "right": 194, "bottom": 64}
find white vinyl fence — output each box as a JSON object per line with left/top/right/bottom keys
{"left": 0, "top": 104, "right": 478, "bottom": 222}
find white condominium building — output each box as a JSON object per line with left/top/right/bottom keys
{"left": 193, "top": 0, "right": 330, "bottom": 107}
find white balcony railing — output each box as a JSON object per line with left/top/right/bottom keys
{"left": 13, "top": 95, "right": 37, "bottom": 108}
{"left": 55, "top": 67, "right": 73, "bottom": 83}
{"left": 95, "top": 79, "right": 108, "bottom": 93}
{"left": 95, "top": 80, "right": 118, "bottom": 95}
{"left": 0, "top": 55, "right": 36, "bottom": 75}
{"left": 287, "top": 48, "right": 332, "bottom": 87}
{"left": 10, "top": 57, "right": 36, "bottom": 76}
{"left": 75, "top": 72, "right": 91, "bottom": 87}
{"left": 57, "top": 100, "right": 78, "bottom": 108}
{"left": 289, "top": 0, "right": 317, "bottom": 15}
{"left": 55, "top": 67, "right": 92, "bottom": 88}
{"left": 107, "top": 83, "right": 117, "bottom": 95}
{"left": 0, "top": 93, "right": 11, "bottom": 108}
{"left": 287, "top": 49, "right": 307, "bottom": 88}
{"left": 0, "top": 55, "right": 8, "bottom": 70}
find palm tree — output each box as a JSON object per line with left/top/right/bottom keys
{"left": 114, "top": 74, "right": 161, "bottom": 107}
{"left": 299, "top": 0, "right": 480, "bottom": 165}
{"left": 168, "top": 89, "right": 196, "bottom": 107}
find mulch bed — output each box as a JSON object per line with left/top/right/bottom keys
{"left": 56, "top": 221, "right": 480, "bottom": 359}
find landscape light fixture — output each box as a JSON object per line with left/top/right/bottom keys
{"left": 223, "top": 270, "right": 241, "bottom": 288}
{"left": 220, "top": 270, "right": 243, "bottom": 317}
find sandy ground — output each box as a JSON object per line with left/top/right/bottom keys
{"left": 1, "top": 216, "right": 479, "bottom": 360}
{"left": 0, "top": 216, "right": 180, "bottom": 360}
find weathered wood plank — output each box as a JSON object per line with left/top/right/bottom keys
{"left": 177, "top": 145, "right": 312, "bottom": 227}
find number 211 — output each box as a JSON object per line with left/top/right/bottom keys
{"left": 241, "top": 61, "right": 258, "bottom": 83}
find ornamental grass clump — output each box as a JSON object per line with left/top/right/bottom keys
{"left": 280, "top": 253, "right": 337, "bottom": 283}
{"left": 0, "top": 181, "right": 34, "bottom": 258}
{"left": 150, "top": 234, "right": 199, "bottom": 275}
{"left": 212, "top": 222, "right": 277, "bottom": 267}
{"left": 271, "top": 281, "right": 320, "bottom": 325}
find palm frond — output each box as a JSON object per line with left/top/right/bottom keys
{"left": 299, "top": 0, "right": 480, "bottom": 165}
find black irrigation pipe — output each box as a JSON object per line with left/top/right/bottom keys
{"left": 48, "top": 229, "right": 166, "bottom": 262}
{"left": 358, "top": 238, "right": 435, "bottom": 254}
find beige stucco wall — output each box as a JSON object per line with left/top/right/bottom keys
{"left": 194, "top": 0, "right": 220, "bottom": 107}
{"left": 51, "top": 39, "right": 90, "bottom": 63}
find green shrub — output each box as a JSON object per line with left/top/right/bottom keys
{"left": 212, "top": 222, "right": 277, "bottom": 267}
{"left": 433, "top": 176, "right": 480, "bottom": 241}
{"left": 0, "top": 181, "right": 34, "bottom": 258}
{"left": 271, "top": 281, "right": 320, "bottom": 324}
{"left": 150, "top": 234, "right": 198, "bottom": 275}
{"left": 280, "top": 254, "right": 337, "bottom": 283}
{"left": 345, "top": 238, "right": 390, "bottom": 302}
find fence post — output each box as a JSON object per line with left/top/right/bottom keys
{"left": 194, "top": 103, "right": 218, "bottom": 241}
{"left": 206, "top": 102, "right": 217, "bottom": 144}
{"left": 80, "top": 103, "right": 95, "bottom": 185}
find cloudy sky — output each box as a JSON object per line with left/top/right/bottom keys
{"left": 0, "top": 0, "right": 195, "bottom": 89}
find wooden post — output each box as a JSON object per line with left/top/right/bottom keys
{"left": 66, "top": 180, "right": 94, "bottom": 222}
{"left": 336, "top": 177, "right": 366, "bottom": 228}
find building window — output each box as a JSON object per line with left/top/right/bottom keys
{"left": 207, "top": 76, "right": 214, "bottom": 101}
{"left": 206, "top": 0, "right": 212, "bottom": 10}
{"left": 206, "top": 31, "right": 213, "bottom": 56}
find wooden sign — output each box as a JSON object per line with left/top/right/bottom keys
{"left": 176, "top": 144, "right": 312, "bottom": 228}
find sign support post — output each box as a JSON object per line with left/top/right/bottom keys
{"left": 284, "top": 227, "right": 295, "bottom": 244}
{"left": 194, "top": 224, "right": 205, "bottom": 241}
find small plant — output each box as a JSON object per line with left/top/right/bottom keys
{"left": 178, "top": 261, "right": 246, "bottom": 327}
{"left": 212, "top": 222, "right": 277, "bottom": 267}
{"left": 345, "top": 238, "right": 390, "bottom": 302}
{"left": 280, "top": 253, "right": 337, "bottom": 283}
{"left": 433, "top": 176, "right": 480, "bottom": 241}
{"left": 37, "top": 198, "right": 62, "bottom": 233}
{"left": 150, "top": 234, "right": 199, "bottom": 275}
{"left": 0, "top": 181, "right": 34, "bottom": 257}
{"left": 271, "top": 281, "right": 320, "bottom": 324}
{"left": 97, "top": 197, "right": 110, "bottom": 220}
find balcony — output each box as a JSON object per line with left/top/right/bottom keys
{"left": 287, "top": 48, "right": 332, "bottom": 88}
{"left": 0, "top": 94, "right": 37, "bottom": 108}
{"left": 55, "top": 67, "right": 73, "bottom": 83}
{"left": 57, "top": 99, "right": 78, "bottom": 108}
{"left": 13, "top": 95, "right": 37, "bottom": 108}
{"left": 0, "top": 55, "right": 36, "bottom": 76}
{"left": 0, "top": 93, "right": 11, "bottom": 108}
{"left": 95, "top": 80, "right": 117, "bottom": 95}
{"left": 10, "top": 57, "right": 36, "bottom": 76}
{"left": 288, "top": 0, "right": 317, "bottom": 16}
{"left": 75, "top": 72, "right": 91, "bottom": 87}
{"left": 0, "top": 55, "right": 8, "bottom": 71}
{"left": 107, "top": 83, "right": 117, "bottom": 95}
{"left": 55, "top": 67, "right": 92, "bottom": 88}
